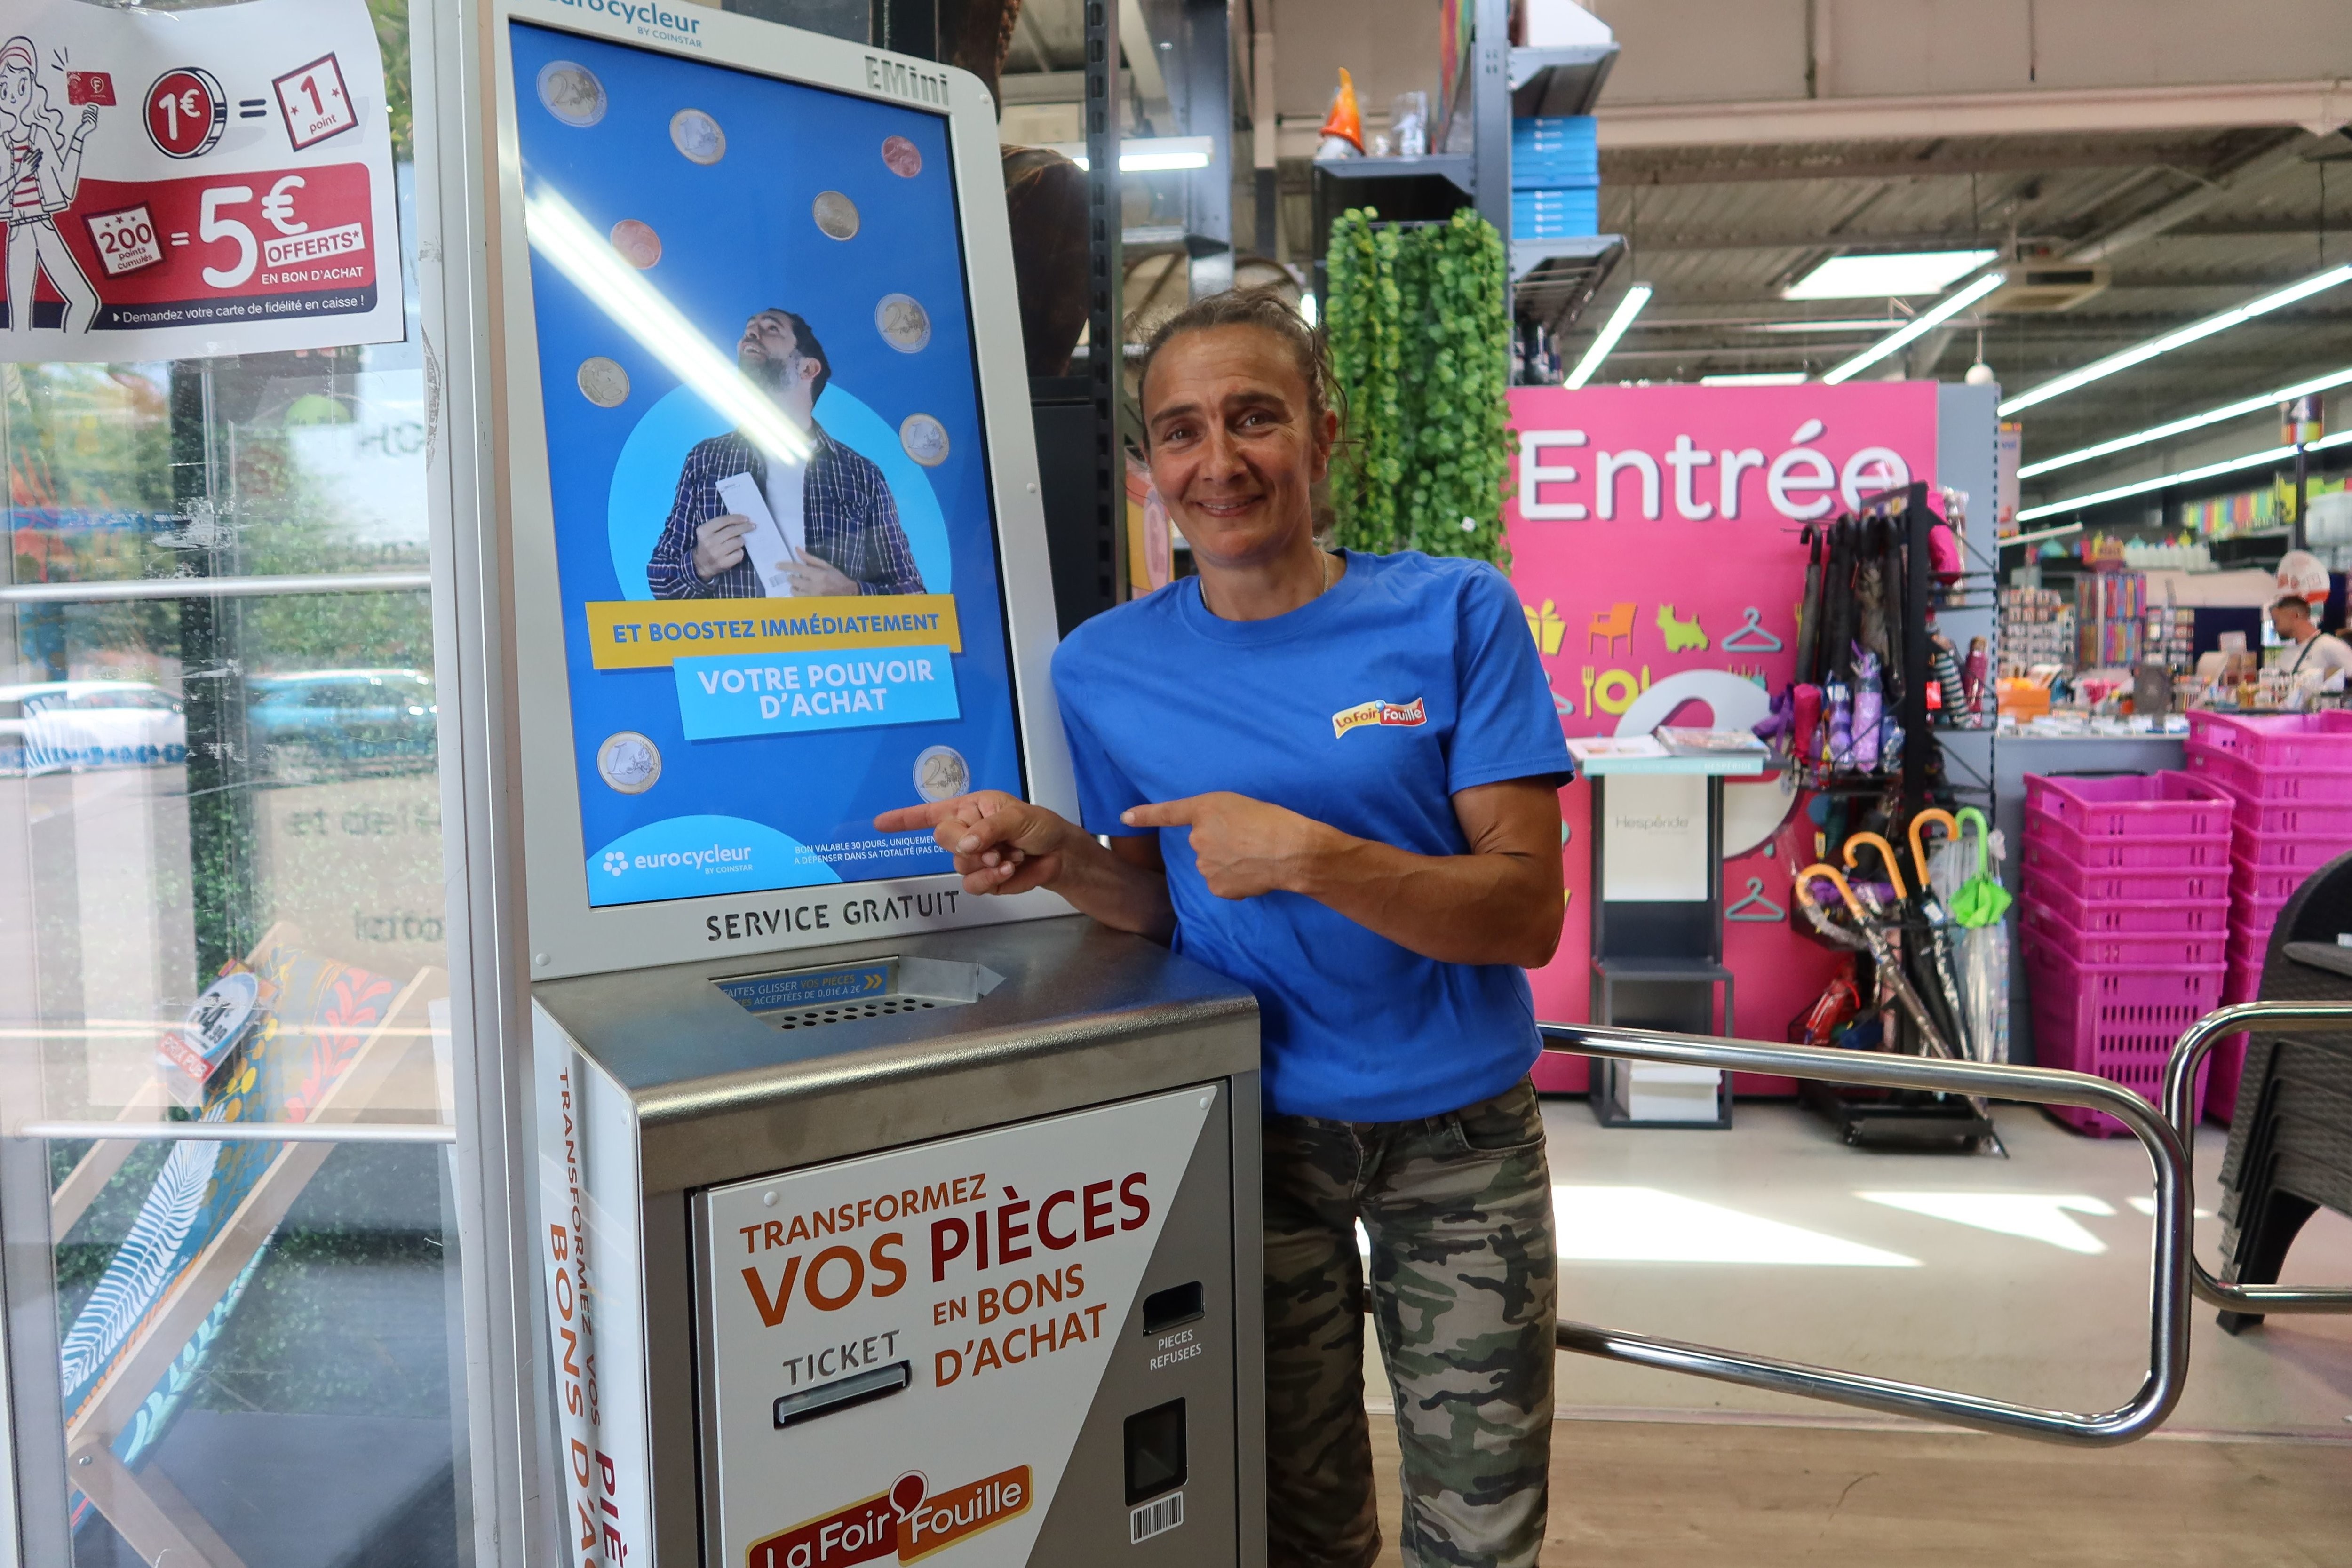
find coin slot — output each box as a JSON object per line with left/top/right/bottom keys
{"left": 773, "top": 1361, "right": 912, "bottom": 1428}
{"left": 714, "top": 958, "right": 1001, "bottom": 1033}
{"left": 1123, "top": 1398, "right": 1187, "bottom": 1505}
{"left": 1141, "top": 1281, "right": 1204, "bottom": 1335}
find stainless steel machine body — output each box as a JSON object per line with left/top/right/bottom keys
{"left": 531, "top": 916, "right": 1263, "bottom": 1567}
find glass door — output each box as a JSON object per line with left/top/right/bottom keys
{"left": 0, "top": 2, "right": 523, "bottom": 1563}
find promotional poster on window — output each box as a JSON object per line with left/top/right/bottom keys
{"left": 510, "top": 24, "right": 1024, "bottom": 908}
{"left": 0, "top": 0, "right": 401, "bottom": 361}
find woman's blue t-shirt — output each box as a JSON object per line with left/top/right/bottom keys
{"left": 1049, "top": 549, "right": 1573, "bottom": 1122}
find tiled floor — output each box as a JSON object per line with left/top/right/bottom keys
{"left": 1368, "top": 1415, "right": 2352, "bottom": 1566}
{"left": 1352, "top": 1096, "right": 2352, "bottom": 1563}
{"left": 1363, "top": 1098, "right": 2352, "bottom": 1435}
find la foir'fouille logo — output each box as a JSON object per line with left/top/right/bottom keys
{"left": 748, "top": 1466, "right": 1031, "bottom": 1568}
{"left": 1331, "top": 696, "right": 1427, "bottom": 739}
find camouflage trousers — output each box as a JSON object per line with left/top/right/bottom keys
{"left": 1263, "top": 1078, "right": 1557, "bottom": 1568}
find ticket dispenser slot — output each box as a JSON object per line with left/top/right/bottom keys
{"left": 715, "top": 957, "right": 1004, "bottom": 1032}
{"left": 1125, "top": 1399, "right": 1188, "bottom": 1504}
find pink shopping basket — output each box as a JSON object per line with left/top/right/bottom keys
{"left": 2187, "top": 709, "right": 2352, "bottom": 767}
{"left": 2020, "top": 898, "right": 2228, "bottom": 967}
{"left": 2230, "top": 852, "right": 2309, "bottom": 904}
{"left": 2206, "top": 959, "right": 2264, "bottom": 1127}
{"left": 2017, "top": 840, "right": 2230, "bottom": 902}
{"left": 2233, "top": 822, "right": 2352, "bottom": 869}
{"left": 2015, "top": 877, "right": 2227, "bottom": 934}
{"left": 2025, "top": 804, "right": 2230, "bottom": 871}
{"left": 2185, "top": 739, "right": 2352, "bottom": 804}
{"left": 2023, "top": 772, "right": 2234, "bottom": 839}
{"left": 2023, "top": 948, "right": 2221, "bottom": 1136}
{"left": 2231, "top": 887, "right": 2291, "bottom": 949}
{"left": 2230, "top": 794, "right": 2352, "bottom": 838}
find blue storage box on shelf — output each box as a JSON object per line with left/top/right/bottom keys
{"left": 1511, "top": 189, "right": 1600, "bottom": 237}
{"left": 1510, "top": 115, "right": 1599, "bottom": 187}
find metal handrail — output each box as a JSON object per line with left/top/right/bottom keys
{"left": 14, "top": 1120, "right": 454, "bottom": 1145}
{"left": 1539, "top": 1021, "right": 2189, "bottom": 1446}
{"left": 2161, "top": 1000, "right": 2352, "bottom": 1315}
{"left": 0, "top": 572, "right": 432, "bottom": 605}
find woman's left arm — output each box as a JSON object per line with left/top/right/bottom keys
{"left": 1119, "top": 778, "right": 1565, "bottom": 969}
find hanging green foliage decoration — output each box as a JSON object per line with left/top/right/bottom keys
{"left": 1324, "top": 207, "right": 1512, "bottom": 567}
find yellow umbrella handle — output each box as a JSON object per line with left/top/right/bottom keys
{"left": 1908, "top": 808, "right": 1960, "bottom": 890}
{"left": 1796, "top": 862, "right": 1867, "bottom": 922}
{"left": 1841, "top": 831, "right": 1907, "bottom": 901}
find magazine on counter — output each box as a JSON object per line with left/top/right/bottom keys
{"left": 1656, "top": 727, "right": 1770, "bottom": 756}
{"left": 1565, "top": 735, "right": 1669, "bottom": 763}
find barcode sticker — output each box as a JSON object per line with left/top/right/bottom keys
{"left": 1129, "top": 1491, "right": 1184, "bottom": 1544}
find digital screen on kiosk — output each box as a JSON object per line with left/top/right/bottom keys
{"left": 509, "top": 22, "right": 1024, "bottom": 907}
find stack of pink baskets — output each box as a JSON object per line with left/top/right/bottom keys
{"left": 2019, "top": 771, "right": 2233, "bottom": 1134}
{"left": 2182, "top": 710, "right": 2352, "bottom": 1120}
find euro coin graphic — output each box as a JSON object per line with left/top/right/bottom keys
{"left": 610, "top": 219, "right": 662, "bottom": 269}
{"left": 882, "top": 135, "right": 922, "bottom": 177}
{"left": 812, "top": 190, "right": 861, "bottom": 240}
{"left": 875, "top": 293, "right": 931, "bottom": 353}
{"left": 536, "top": 62, "right": 606, "bottom": 127}
{"left": 670, "top": 108, "right": 725, "bottom": 165}
{"left": 598, "top": 732, "right": 661, "bottom": 794}
{"left": 899, "top": 413, "right": 949, "bottom": 467}
{"left": 577, "top": 357, "right": 631, "bottom": 408}
{"left": 914, "top": 746, "right": 969, "bottom": 804}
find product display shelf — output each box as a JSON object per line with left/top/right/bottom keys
{"left": 2019, "top": 770, "right": 2232, "bottom": 1134}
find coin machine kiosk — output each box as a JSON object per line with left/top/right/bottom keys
{"left": 482, "top": 4, "right": 1265, "bottom": 1563}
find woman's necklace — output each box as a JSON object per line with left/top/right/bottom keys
{"left": 1314, "top": 548, "right": 1335, "bottom": 600}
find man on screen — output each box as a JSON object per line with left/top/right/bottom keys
{"left": 647, "top": 309, "right": 925, "bottom": 598}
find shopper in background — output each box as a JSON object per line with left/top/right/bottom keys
{"left": 2269, "top": 593, "right": 2352, "bottom": 679}
{"left": 877, "top": 287, "right": 1570, "bottom": 1568}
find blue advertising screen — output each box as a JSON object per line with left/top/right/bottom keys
{"left": 509, "top": 23, "right": 1023, "bottom": 907}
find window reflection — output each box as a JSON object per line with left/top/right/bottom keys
{"left": 1, "top": 2, "right": 468, "bottom": 1562}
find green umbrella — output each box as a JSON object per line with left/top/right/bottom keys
{"left": 1948, "top": 807, "right": 2012, "bottom": 928}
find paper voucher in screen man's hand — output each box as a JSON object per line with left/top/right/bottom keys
{"left": 715, "top": 470, "right": 800, "bottom": 598}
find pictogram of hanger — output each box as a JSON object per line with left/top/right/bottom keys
{"left": 1722, "top": 606, "right": 1783, "bottom": 653}
{"left": 1725, "top": 875, "right": 1786, "bottom": 923}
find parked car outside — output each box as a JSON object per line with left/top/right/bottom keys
{"left": 0, "top": 681, "right": 188, "bottom": 775}
{"left": 246, "top": 669, "right": 438, "bottom": 774}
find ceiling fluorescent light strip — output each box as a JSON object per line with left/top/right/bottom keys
{"left": 1565, "top": 284, "right": 1653, "bottom": 390}
{"left": 2015, "top": 428, "right": 2352, "bottom": 524}
{"left": 1784, "top": 248, "right": 1999, "bottom": 302}
{"left": 523, "top": 185, "right": 811, "bottom": 466}
{"left": 2017, "top": 365, "right": 2352, "bottom": 479}
{"left": 1821, "top": 271, "right": 2005, "bottom": 386}
{"left": 1049, "top": 135, "right": 1214, "bottom": 172}
{"left": 1999, "top": 263, "right": 2352, "bottom": 416}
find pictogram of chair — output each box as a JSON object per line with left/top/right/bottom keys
{"left": 1588, "top": 601, "right": 1636, "bottom": 656}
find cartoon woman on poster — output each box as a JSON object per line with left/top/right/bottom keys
{"left": 0, "top": 35, "right": 101, "bottom": 338}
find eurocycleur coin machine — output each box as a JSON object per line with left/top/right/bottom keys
{"left": 481, "top": 6, "right": 1264, "bottom": 1564}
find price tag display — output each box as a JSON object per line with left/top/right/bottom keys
{"left": 84, "top": 203, "right": 165, "bottom": 277}
{"left": 272, "top": 52, "right": 358, "bottom": 151}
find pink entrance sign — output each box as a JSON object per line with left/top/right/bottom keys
{"left": 1506, "top": 382, "right": 1941, "bottom": 1092}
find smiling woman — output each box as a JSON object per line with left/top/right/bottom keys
{"left": 873, "top": 287, "right": 1576, "bottom": 1568}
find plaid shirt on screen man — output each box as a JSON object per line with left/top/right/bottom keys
{"left": 645, "top": 423, "right": 926, "bottom": 598}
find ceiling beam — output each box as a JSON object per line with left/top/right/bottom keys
{"left": 1633, "top": 218, "right": 2347, "bottom": 254}
{"left": 1594, "top": 79, "right": 2352, "bottom": 151}
{"left": 1605, "top": 144, "right": 2230, "bottom": 187}
{"left": 2064, "top": 133, "right": 2320, "bottom": 261}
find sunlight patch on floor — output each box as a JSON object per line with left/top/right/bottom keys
{"left": 1860, "top": 1192, "right": 2116, "bottom": 1255}
{"left": 1553, "top": 1186, "right": 1920, "bottom": 1266}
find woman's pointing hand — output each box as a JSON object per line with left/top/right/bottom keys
{"left": 1121, "top": 792, "right": 1335, "bottom": 900}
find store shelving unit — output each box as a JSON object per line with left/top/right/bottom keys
{"left": 1305, "top": 0, "right": 1625, "bottom": 352}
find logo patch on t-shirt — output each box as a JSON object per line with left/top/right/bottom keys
{"left": 1331, "top": 697, "right": 1427, "bottom": 738}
